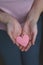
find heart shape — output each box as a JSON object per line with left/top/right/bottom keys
{"left": 16, "top": 34, "right": 29, "bottom": 47}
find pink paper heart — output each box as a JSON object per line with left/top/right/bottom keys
{"left": 16, "top": 34, "right": 29, "bottom": 47}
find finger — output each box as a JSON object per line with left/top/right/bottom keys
{"left": 25, "top": 41, "right": 32, "bottom": 51}
{"left": 11, "top": 32, "right": 20, "bottom": 47}
{"left": 11, "top": 32, "right": 16, "bottom": 43}
{"left": 21, "top": 22, "right": 31, "bottom": 52}
{"left": 32, "top": 25, "right": 38, "bottom": 45}
{"left": 8, "top": 31, "right": 16, "bottom": 44}
{"left": 7, "top": 27, "right": 23, "bottom": 50}
{"left": 20, "top": 46, "right": 25, "bottom": 52}
{"left": 32, "top": 32, "right": 37, "bottom": 45}
{"left": 21, "top": 47, "right": 25, "bottom": 52}
{"left": 7, "top": 21, "right": 16, "bottom": 44}
{"left": 21, "top": 41, "right": 31, "bottom": 52}
{"left": 19, "top": 45, "right": 23, "bottom": 50}
{"left": 18, "top": 44, "right": 25, "bottom": 52}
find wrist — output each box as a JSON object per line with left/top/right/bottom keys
{"left": 26, "top": 0, "right": 42, "bottom": 24}
{"left": 0, "top": 11, "right": 15, "bottom": 24}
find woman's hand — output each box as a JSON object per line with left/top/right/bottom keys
{"left": 20, "top": 0, "right": 43, "bottom": 52}
{"left": 7, "top": 18, "right": 23, "bottom": 47}
{"left": 0, "top": 11, "right": 28, "bottom": 51}
{"left": 20, "top": 21, "right": 38, "bottom": 52}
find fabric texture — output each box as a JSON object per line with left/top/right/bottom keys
{"left": 0, "top": 14, "right": 42, "bottom": 65}
{"left": 0, "top": 0, "right": 34, "bottom": 29}
{"left": 0, "top": 0, "right": 34, "bottom": 22}
{"left": 0, "top": 23, "right": 6, "bottom": 31}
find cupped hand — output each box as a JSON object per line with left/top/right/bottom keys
{"left": 0, "top": 11, "right": 23, "bottom": 48}
{"left": 20, "top": 20, "right": 38, "bottom": 52}
{"left": 7, "top": 18, "right": 22, "bottom": 47}
{"left": 20, "top": 0, "right": 43, "bottom": 51}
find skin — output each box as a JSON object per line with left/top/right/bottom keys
{"left": 0, "top": 11, "right": 22, "bottom": 47}
{"left": 0, "top": 0, "right": 43, "bottom": 52}
{"left": 21, "top": 0, "right": 43, "bottom": 51}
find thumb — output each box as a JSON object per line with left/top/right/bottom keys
{"left": 32, "top": 24, "right": 38, "bottom": 45}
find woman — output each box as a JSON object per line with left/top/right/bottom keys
{"left": 0, "top": 0, "right": 43, "bottom": 65}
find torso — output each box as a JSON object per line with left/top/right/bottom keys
{"left": 0, "top": 0, "right": 34, "bottom": 22}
